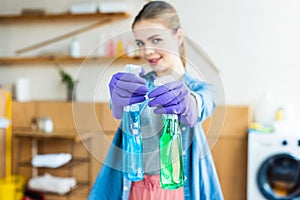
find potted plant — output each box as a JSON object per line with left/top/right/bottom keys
{"left": 58, "top": 67, "right": 78, "bottom": 101}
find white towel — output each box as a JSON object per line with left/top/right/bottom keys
{"left": 28, "top": 173, "right": 76, "bottom": 195}
{"left": 31, "top": 153, "right": 72, "bottom": 168}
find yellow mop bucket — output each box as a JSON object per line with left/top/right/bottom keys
{"left": 0, "top": 91, "right": 26, "bottom": 200}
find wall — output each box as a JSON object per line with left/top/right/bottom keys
{"left": 170, "top": 0, "right": 300, "bottom": 116}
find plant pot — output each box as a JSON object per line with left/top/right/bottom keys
{"left": 67, "top": 84, "right": 76, "bottom": 101}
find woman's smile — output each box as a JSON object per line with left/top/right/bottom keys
{"left": 147, "top": 57, "right": 162, "bottom": 65}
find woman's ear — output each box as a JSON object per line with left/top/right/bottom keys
{"left": 176, "top": 28, "right": 184, "bottom": 45}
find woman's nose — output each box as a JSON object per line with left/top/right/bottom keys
{"left": 143, "top": 46, "right": 155, "bottom": 56}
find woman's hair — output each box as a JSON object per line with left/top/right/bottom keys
{"left": 132, "top": 1, "right": 186, "bottom": 66}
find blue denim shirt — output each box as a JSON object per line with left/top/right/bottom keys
{"left": 88, "top": 72, "right": 224, "bottom": 200}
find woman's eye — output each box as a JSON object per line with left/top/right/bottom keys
{"left": 152, "top": 38, "right": 162, "bottom": 44}
{"left": 136, "top": 41, "right": 144, "bottom": 47}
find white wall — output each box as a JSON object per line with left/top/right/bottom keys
{"left": 1, "top": 0, "right": 300, "bottom": 119}
{"left": 170, "top": 0, "right": 300, "bottom": 115}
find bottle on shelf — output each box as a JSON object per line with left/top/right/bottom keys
{"left": 69, "top": 37, "right": 80, "bottom": 58}
{"left": 122, "top": 64, "right": 144, "bottom": 181}
{"left": 107, "top": 32, "right": 115, "bottom": 57}
{"left": 116, "top": 36, "right": 124, "bottom": 57}
{"left": 154, "top": 76, "right": 185, "bottom": 190}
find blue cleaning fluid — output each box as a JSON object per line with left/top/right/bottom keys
{"left": 122, "top": 64, "right": 144, "bottom": 181}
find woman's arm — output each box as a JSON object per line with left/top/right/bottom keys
{"left": 185, "top": 77, "right": 216, "bottom": 123}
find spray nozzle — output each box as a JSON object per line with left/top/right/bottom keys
{"left": 124, "top": 64, "right": 142, "bottom": 75}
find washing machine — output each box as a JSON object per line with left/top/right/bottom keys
{"left": 247, "top": 132, "right": 300, "bottom": 200}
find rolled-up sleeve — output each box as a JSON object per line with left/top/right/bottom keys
{"left": 183, "top": 73, "right": 215, "bottom": 123}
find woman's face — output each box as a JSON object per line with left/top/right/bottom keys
{"left": 133, "top": 19, "right": 184, "bottom": 77}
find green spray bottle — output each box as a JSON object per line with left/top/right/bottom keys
{"left": 154, "top": 76, "right": 185, "bottom": 190}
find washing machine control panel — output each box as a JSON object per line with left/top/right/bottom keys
{"left": 282, "top": 140, "right": 288, "bottom": 146}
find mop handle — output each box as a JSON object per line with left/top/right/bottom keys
{"left": 5, "top": 92, "right": 12, "bottom": 180}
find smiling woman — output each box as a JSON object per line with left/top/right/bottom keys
{"left": 133, "top": 22, "right": 185, "bottom": 79}
{"left": 88, "top": 1, "right": 224, "bottom": 200}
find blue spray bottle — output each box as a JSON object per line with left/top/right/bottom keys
{"left": 122, "top": 64, "right": 144, "bottom": 181}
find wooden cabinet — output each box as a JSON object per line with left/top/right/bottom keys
{"left": 204, "top": 106, "right": 250, "bottom": 200}
{"left": 14, "top": 129, "right": 92, "bottom": 199}
{"left": 12, "top": 101, "right": 119, "bottom": 199}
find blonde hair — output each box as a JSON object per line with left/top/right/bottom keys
{"left": 132, "top": 1, "right": 186, "bottom": 67}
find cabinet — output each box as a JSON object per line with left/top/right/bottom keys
{"left": 11, "top": 101, "right": 117, "bottom": 199}
{"left": 14, "top": 129, "right": 92, "bottom": 199}
{"left": 0, "top": 12, "right": 143, "bottom": 66}
{"left": 203, "top": 106, "right": 250, "bottom": 200}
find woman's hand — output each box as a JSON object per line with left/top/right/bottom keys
{"left": 109, "top": 72, "right": 148, "bottom": 119}
{"left": 148, "top": 80, "right": 197, "bottom": 127}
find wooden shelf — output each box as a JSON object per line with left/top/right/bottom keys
{"left": 19, "top": 157, "right": 90, "bottom": 169}
{"left": 13, "top": 128, "right": 94, "bottom": 143}
{"left": 0, "top": 12, "right": 130, "bottom": 23}
{"left": 0, "top": 56, "right": 143, "bottom": 65}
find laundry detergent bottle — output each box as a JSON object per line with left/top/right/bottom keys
{"left": 122, "top": 64, "right": 144, "bottom": 181}
{"left": 154, "top": 76, "right": 185, "bottom": 189}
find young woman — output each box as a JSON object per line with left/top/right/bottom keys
{"left": 88, "top": 1, "right": 223, "bottom": 199}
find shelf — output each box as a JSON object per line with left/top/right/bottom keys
{"left": 0, "top": 56, "right": 143, "bottom": 65}
{"left": 13, "top": 128, "right": 94, "bottom": 143}
{"left": 0, "top": 12, "right": 130, "bottom": 23}
{"left": 19, "top": 157, "right": 90, "bottom": 169}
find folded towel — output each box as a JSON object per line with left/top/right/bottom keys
{"left": 28, "top": 173, "right": 76, "bottom": 195}
{"left": 31, "top": 153, "right": 72, "bottom": 168}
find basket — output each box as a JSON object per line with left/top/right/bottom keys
{"left": 0, "top": 175, "right": 26, "bottom": 200}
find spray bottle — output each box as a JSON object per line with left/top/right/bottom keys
{"left": 122, "top": 64, "right": 144, "bottom": 181}
{"left": 154, "top": 76, "right": 185, "bottom": 189}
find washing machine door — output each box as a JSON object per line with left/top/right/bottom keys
{"left": 257, "top": 153, "right": 300, "bottom": 200}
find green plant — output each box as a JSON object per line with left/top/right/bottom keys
{"left": 58, "top": 67, "right": 78, "bottom": 89}
{"left": 57, "top": 66, "right": 78, "bottom": 101}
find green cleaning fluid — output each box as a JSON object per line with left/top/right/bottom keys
{"left": 160, "top": 114, "right": 185, "bottom": 189}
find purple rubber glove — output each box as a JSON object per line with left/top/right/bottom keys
{"left": 109, "top": 72, "right": 148, "bottom": 119}
{"left": 148, "top": 81, "right": 197, "bottom": 127}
